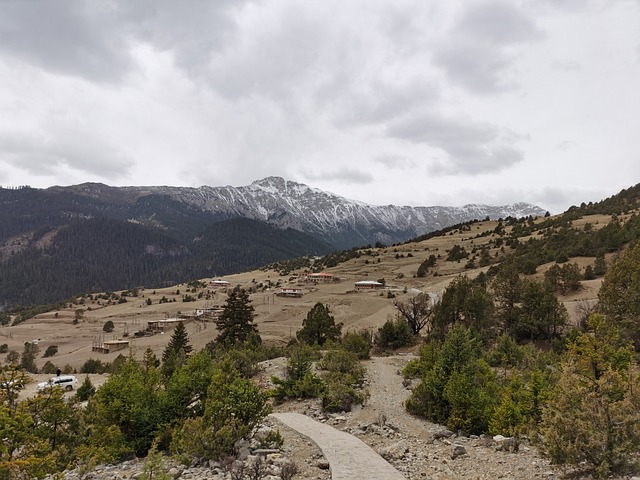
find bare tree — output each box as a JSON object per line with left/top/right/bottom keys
{"left": 393, "top": 293, "right": 434, "bottom": 335}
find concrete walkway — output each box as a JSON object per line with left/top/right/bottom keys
{"left": 270, "top": 412, "right": 405, "bottom": 480}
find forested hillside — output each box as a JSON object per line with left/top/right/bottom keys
{"left": 0, "top": 214, "right": 330, "bottom": 308}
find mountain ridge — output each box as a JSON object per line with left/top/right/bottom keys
{"left": 48, "top": 176, "right": 547, "bottom": 248}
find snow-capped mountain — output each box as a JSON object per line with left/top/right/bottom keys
{"left": 58, "top": 176, "right": 547, "bottom": 248}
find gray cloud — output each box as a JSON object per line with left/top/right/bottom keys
{"left": 300, "top": 168, "right": 374, "bottom": 186}
{"left": 0, "top": 1, "right": 130, "bottom": 81}
{"left": 0, "top": 129, "right": 131, "bottom": 179}
{"left": 373, "top": 154, "right": 417, "bottom": 169}
{"left": 387, "top": 112, "right": 525, "bottom": 174}
{"left": 434, "top": 1, "right": 543, "bottom": 94}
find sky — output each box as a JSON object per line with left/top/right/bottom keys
{"left": 0, "top": 0, "right": 639, "bottom": 214}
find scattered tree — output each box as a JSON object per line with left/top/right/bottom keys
{"left": 393, "top": 293, "right": 433, "bottom": 335}
{"left": 215, "top": 288, "right": 259, "bottom": 346}
{"left": 296, "top": 303, "right": 342, "bottom": 346}
{"left": 102, "top": 321, "right": 115, "bottom": 333}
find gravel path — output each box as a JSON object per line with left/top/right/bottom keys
{"left": 270, "top": 412, "right": 405, "bottom": 480}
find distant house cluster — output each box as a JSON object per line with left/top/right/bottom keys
{"left": 298, "top": 272, "right": 338, "bottom": 284}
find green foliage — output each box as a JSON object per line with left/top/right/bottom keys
{"left": 446, "top": 244, "right": 469, "bottom": 262}
{"left": 76, "top": 376, "right": 96, "bottom": 402}
{"left": 20, "top": 342, "right": 40, "bottom": 373}
{"left": 272, "top": 345, "right": 325, "bottom": 402}
{"left": 544, "top": 263, "right": 582, "bottom": 295}
{"left": 102, "top": 320, "right": 115, "bottom": 333}
{"left": 375, "top": 318, "right": 415, "bottom": 351}
{"left": 0, "top": 344, "right": 7, "bottom": 354}
{"left": 215, "top": 287, "right": 259, "bottom": 346}
{"left": 171, "top": 362, "right": 270, "bottom": 461}
{"left": 296, "top": 302, "right": 343, "bottom": 346}
{"left": 80, "top": 358, "right": 109, "bottom": 374}
{"left": 41, "top": 361, "right": 58, "bottom": 374}
{"left": 541, "top": 315, "right": 640, "bottom": 477}
{"left": 416, "top": 254, "right": 437, "bottom": 277}
{"left": 88, "top": 356, "right": 166, "bottom": 456}
{"left": 341, "top": 330, "right": 372, "bottom": 359}
{"left": 161, "top": 322, "right": 192, "bottom": 379}
{"left": 43, "top": 345, "right": 58, "bottom": 357}
{"left": 511, "top": 280, "right": 568, "bottom": 341}
{"left": 406, "top": 326, "right": 499, "bottom": 435}
{"left": 598, "top": 241, "right": 640, "bottom": 347}
{"left": 140, "top": 442, "right": 171, "bottom": 480}
{"left": 318, "top": 348, "right": 367, "bottom": 412}
{"left": 431, "top": 275, "right": 494, "bottom": 341}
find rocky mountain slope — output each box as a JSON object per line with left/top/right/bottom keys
{"left": 50, "top": 176, "right": 547, "bottom": 248}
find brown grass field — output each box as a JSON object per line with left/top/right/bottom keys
{"left": 0, "top": 218, "right": 606, "bottom": 374}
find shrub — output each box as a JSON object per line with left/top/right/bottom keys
{"left": 76, "top": 376, "right": 96, "bottom": 401}
{"left": 0, "top": 344, "right": 8, "bottom": 354}
{"left": 103, "top": 320, "right": 115, "bottom": 333}
{"left": 41, "top": 360, "right": 59, "bottom": 374}
{"left": 81, "top": 358, "right": 108, "bottom": 374}
{"left": 341, "top": 330, "right": 372, "bottom": 360}
{"left": 272, "top": 345, "right": 325, "bottom": 402}
{"left": 43, "top": 345, "right": 59, "bottom": 357}
{"left": 321, "top": 371, "right": 367, "bottom": 412}
{"left": 318, "top": 349, "right": 365, "bottom": 384}
{"left": 375, "top": 318, "right": 415, "bottom": 351}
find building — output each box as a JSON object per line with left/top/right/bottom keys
{"left": 211, "top": 279, "right": 230, "bottom": 288}
{"left": 277, "top": 288, "right": 303, "bottom": 298}
{"left": 354, "top": 280, "right": 384, "bottom": 290}
{"left": 92, "top": 339, "right": 129, "bottom": 354}
{"left": 300, "top": 272, "right": 336, "bottom": 284}
{"left": 147, "top": 317, "right": 190, "bottom": 332}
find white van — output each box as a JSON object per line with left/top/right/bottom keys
{"left": 36, "top": 375, "right": 78, "bottom": 392}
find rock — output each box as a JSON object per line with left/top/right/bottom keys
{"left": 451, "top": 444, "right": 467, "bottom": 459}
{"left": 316, "top": 459, "right": 330, "bottom": 470}
{"left": 379, "top": 440, "right": 409, "bottom": 460}
{"left": 494, "top": 435, "right": 519, "bottom": 452}
{"left": 433, "top": 429, "right": 455, "bottom": 441}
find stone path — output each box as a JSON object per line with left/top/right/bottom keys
{"left": 270, "top": 412, "right": 405, "bottom": 480}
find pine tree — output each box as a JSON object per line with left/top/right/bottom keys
{"left": 296, "top": 303, "right": 342, "bottom": 346}
{"left": 215, "top": 287, "right": 258, "bottom": 346}
{"left": 162, "top": 322, "right": 192, "bottom": 365}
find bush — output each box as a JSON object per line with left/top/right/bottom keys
{"left": 341, "top": 331, "right": 372, "bottom": 360}
{"left": 0, "top": 344, "right": 7, "bottom": 354}
{"left": 43, "top": 345, "right": 59, "bottom": 357}
{"left": 41, "top": 360, "right": 59, "bottom": 374}
{"left": 272, "top": 345, "right": 325, "bottom": 402}
{"left": 76, "top": 376, "right": 96, "bottom": 401}
{"left": 322, "top": 371, "right": 367, "bottom": 412}
{"left": 318, "top": 349, "right": 365, "bottom": 384}
{"left": 375, "top": 318, "right": 415, "bottom": 351}
{"left": 80, "top": 358, "right": 109, "bottom": 374}
{"left": 103, "top": 320, "right": 115, "bottom": 333}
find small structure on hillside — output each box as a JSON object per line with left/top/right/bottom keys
{"left": 211, "top": 279, "right": 230, "bottom": 288}
{"left": 354, "top": 280, "right": 384, "bottom": 290}
{"left": 147, "top": 317, "right": 191, "bottom": 332}
{"left": 299, "top": 272, "right": 337, "bottom": 284}
{"left": 277, "top": 287, "right": 303, "bottom": 298}
{"left": 195, "top": 305, "right": 224, "bottom": 319}
{"left": 92, "top": 338, "right": 129, "bottom": 354}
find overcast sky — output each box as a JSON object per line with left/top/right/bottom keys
{"left": 1, "top": 0, "right": 639, "bottom": 213}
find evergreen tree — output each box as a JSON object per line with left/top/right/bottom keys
{"left": 215, "top": 287, "right": 258, "bottom": 346}
{"left": 296, "top": 303, "right": 343, "bottom": 346}
{"left": 161, "top": 322, "right": 192, "bottom": 364}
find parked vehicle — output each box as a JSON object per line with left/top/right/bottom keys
{"left": 36, "top": 375, "right": 78, "bottom": 392}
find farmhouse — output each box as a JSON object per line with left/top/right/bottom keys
{"left": 211, "top": 279, "right": 230, "bottom": 288}
{"left": 300, "top": 272, "right": 336, "bottom": 284}
{"left": 277, "top": 287, "right": 303, "bottom": 298}
{"left": 354, "top": 280, "right": 384, "bottom": 290}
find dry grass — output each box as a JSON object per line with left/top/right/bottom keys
{"left": 0, "top": 217, "right": 604, "bottom": 372}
